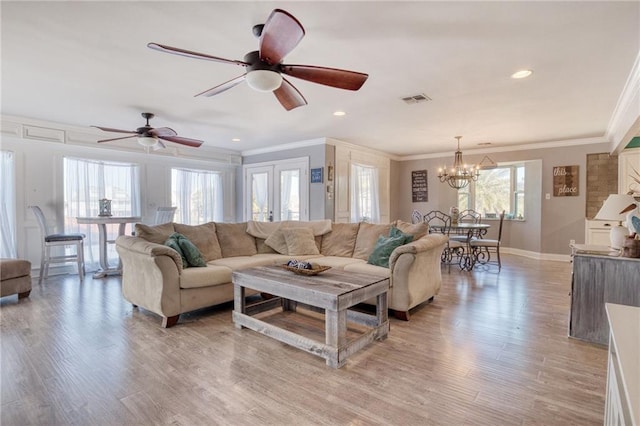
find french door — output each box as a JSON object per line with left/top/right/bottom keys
{"left": 244, "top": 157, "right": 309, "bottom": 222}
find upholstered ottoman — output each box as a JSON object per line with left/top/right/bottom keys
{"left": 0, "top": 258, "right": 32, "bottom": 299}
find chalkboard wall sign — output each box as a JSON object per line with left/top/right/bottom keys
{"left": 553, "top": 165, "right": 579, "bottom": 197}
{"left": 310, "top": 167, "right": 323, "bottom": 183}
{"left": 412, "top": 170, "right": 428, "bottom": 202}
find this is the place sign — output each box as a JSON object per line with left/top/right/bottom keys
{"left": 553, "top": 165, "right": 579, "bottom": 197}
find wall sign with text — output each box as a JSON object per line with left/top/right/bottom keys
{"left": 411, "top": 170, "right": 428, "bottom": 202}
{"left": 553, "top": 165, "right": 579, "bottom": 197}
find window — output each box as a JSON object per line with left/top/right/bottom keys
{"left": 0, "top": 151, "right": 17, "bottom": 258}
{"left": 172, "top": 168, "right": 223, "bottom": 224}
{"left": 350, "top": 163, "right": 380, "bottom": 223}
{"left": 64, "top": 157, "right": 141, "bottom": 268}
{"left": 458, "top": 164, "right": 525, "bottom": 219}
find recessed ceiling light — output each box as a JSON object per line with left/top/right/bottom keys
{"left": 511, "top": 69, "right": 533, "bottom": 79}
{"left": 231, "top": 138, "right": 240, "bottom": 142}
{"left": 333, "top": 111, "right": 346, "bottom": 116}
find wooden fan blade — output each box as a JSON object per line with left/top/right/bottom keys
{"left": 273, "top": 77, "right": 307, "bottom": 111}
{"left": 92, "top": 126, "right": 136, "bottom": 134}
{"left": 195, "top": 74, "right": 246, "bottom": 97}
{"left": 282, "top": 64, "right": 368, "bottom": 90}
{"left": 259, "top": 9, "right": 305, "bottom": 65}
{"left": 158, "top": 135, "right": 203, "bottom": 148}
{"left": 147, "top": 43, "right": 249, "bottom": 67}
{"left": 150, "top": 127, "right": 178, "bottom": 137}
{"left": 97, "top": 135, "right": 136, "bottom": 143}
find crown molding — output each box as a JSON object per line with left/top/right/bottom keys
{"left": 240, "top": 137, "right": 327, "bottom": 157}
{"left": 606, "top": 49, "right": 640, "bottom": 154}
{"left": 1, "top": 114, "right": 242, "bottom": 166}
{"left": 397, "top": 136, "right": 607, "bottom": 162}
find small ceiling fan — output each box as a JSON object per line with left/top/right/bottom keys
{"left": 148, "top": 8, "right": 369, "bottom": 111}
{"left": 93, "top": 112, "right": 203, "bottom": 149}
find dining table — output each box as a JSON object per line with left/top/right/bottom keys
{"left": 76, "top": 215, "right": 141, "bottom": 278}
{"left": 430, "top": 222, "right": 491, "bottom": 271}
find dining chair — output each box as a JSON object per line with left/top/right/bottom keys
{"left": 470, "top": 210, "right": 505, "bottom": 271}
{"left": 451, "top": 209, "right": 482, "bottom": 243}
{"left": 153, "top": 206, "right": 177, "bottom": 225}
{"left": 411, "top": 209, "right": 423, "bottom": 224}
{"left": 424, "top": 210, "right": 465, "bottom": 271}
{"left": 29, "top": 205, "right": 85, "bottom": 284}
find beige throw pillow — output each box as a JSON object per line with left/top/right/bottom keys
{"left": 395, "top": 220, "right": 429, "bottom": 240}
{"left": 283, "top": 227, "right": 320, "bottom": 256}
{"left": 320, "top": 222, "right": 360, "bottom": 257}
{"left": 264, "top": 227, "right": 289, "bottom": 254}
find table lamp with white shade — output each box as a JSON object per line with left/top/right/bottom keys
{"left": 594, "top": 194, "right": 637, "bottom": 250}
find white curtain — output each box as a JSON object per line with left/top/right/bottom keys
{"left": 252, "top": 172, "right": 269, "bottom": 221}
{"left": 350, "top": 163, "right": 380, "bottom": 223}
{"left": 279, "top": 169, "right": 300, "bottom": 221}
{"left": 0, "top": 151, "right": 17, "bottom": 258}
{"left": 172, "top": 168, "right": 223, "bottom": 225}
{"left": 64, "top": 157, "right": 141, "bottom": 269}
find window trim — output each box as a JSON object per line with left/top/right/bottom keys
{"left": 458, "top": 162, "right": 525, "bottom": 220}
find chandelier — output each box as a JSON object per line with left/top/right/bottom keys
{"left": 437, "top": 136, "right": 480, "bottom": 190}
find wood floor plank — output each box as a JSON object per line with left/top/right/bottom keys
{"left": 0, "top": 254, "right": 608, "bottom": 425}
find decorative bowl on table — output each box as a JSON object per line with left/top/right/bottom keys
{"left": 281, "top": 260, "right": 331, "bottom": 276}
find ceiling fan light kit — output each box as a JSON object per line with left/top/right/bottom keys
{"left": 147, "top": 8, "right": 368, "bottom": 110}
{"left": 137, "top": 136, "right": 158, "bottom": 147}
{"left": 438, "top": 136, "right": 480, "bottom": 190}
{"left": 246, "top": 70, "right": 282, "bottom": 92}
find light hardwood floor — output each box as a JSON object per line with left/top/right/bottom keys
{"left": 1, "top": 254, "right": 607, "bottom": 425}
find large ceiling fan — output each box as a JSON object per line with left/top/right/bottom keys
{"left": 93, "top": 112, "right": 203, "bottom": 149}
{"left": 148, "top": 8, "right": 369, "bottom": 111}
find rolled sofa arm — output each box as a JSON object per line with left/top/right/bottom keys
{"left": 388, "top": 234, "right": 448, "bottom": 312}
{"left": 115, "top": 235, "right": 184, "bottom": 319}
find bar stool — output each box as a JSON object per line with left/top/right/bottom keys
{"left": 29, "top": 206, "right": 85, "bottom": 284}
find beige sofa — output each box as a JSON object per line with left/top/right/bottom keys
{"left": 115, "top": 220, "right": 448, "bottom": 327}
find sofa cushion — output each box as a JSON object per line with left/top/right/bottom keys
{"left": 353, "top": 223, "right": 392, "bottom": 260}
{"left": 174, "top": 222, "right": 222, "bottom": 261}
{"left": 343, "top": 262, "right": 391, "bottom": 279}
{"left": 394, "top": 220, "right": 428, "bottom": 240}
{"left": 180, "top": 265, "right": 233, "bottom": 289}
{"left": 215, "top": 222, "right": 257, "bottom": 257}
{"left": 303, "top": 255, "right": 365, "bottom": 269}
{"left": 135, "top": 222, "right": 175, "bottom": 244}
{"left": 367, "top": 234, "right": 407, "bottom": 268}
{"left": 284, "top": 227, "right": 320, "bottom": 256}
{"left": 320, "top": 222, "right": 360, "bottom": 257}
{"left": 210, "top": 255, "right": 285, "bottom": 270}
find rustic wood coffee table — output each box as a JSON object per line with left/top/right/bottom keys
{"left": 232, "top": 266, "right": 390, "bottom": 368}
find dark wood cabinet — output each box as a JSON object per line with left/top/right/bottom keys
{"left": 569, "top": 254, "right": 640, "bottom": 345}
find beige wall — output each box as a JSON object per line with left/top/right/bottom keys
{"left": 391, "top": 141, "right": 613, "bottom": 255}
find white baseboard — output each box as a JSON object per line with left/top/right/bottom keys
{"left": 502, "top": 247, "right": 571, "bottom": 262}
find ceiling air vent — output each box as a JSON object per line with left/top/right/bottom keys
{"left": 402, "top": 93, "right": 432, "bottom": 104}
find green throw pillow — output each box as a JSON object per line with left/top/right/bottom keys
{"left": 389, "top": 226, "right": 414, "bottom": 244}
{"left": 164, "top": 233, "right": 207, "bottom": 268}
{"left": 367, "top": 234, "right": 407, "bottom": 268}
{"left": 164, "top": 234, "right": 188, "bottom": 267}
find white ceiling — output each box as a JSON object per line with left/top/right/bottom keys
{"left": 2, "top": 1, "right": 639, "bottom": 157}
